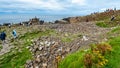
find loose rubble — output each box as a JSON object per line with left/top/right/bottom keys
{"left": 25, "top": 36, "right": 70, "bottom": 68}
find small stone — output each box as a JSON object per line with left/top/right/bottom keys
{"left": 34, "top": 45, "right": 39, "bottom": 49}
{"left": 45, "top": 41, "right": 48, "bottom": 45}
{"left": 38, "top": 46, "right": 43, "bottom": 51}
{"left": 51, "top": 41, "right": 55, "bottom": 45}
{"left": 82, "top": 36, "right": 88, "bottom": 41}
{"left": 43, "top": 52, "right": 47, "bottom": 56}
{"left": 26, "top": 60, "right": 32, "bottom": 64}
{"left": 35, "top": 66, "right": 39, "bottom": 68}
{"left": 77, "top": 43, "right": 80, "bottom": 45}
{"left": 57, "top": 47, "right": 62, "bottom": 52}
{"left": 46, "top": 42, "right": 51, "bottom": 46}
{"left": 66, "top": 47, "right": 71, "bottom": 52}
{"left": 40, "top": 42, "right": 44, "bottom": 45}
{"left": 35, "top": 57, "right": 41, "bottom": 63}
{"left": 43, "top": 63, "right": 47, "bottom": 68}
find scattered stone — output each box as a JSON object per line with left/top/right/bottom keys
{"left": 26, "top": 37, "right": 67, "bottom": 68}
{"left": 43, "top": 63, "right": 47, "bottom": 68}
{"left": 82, "top": 36, "right": 89, "bottom": 41}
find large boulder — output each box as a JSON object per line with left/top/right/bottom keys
{"left": 55, "top": 20, "right": 69, "bottom": 24}
{"left": 63, "top": 17, "right": 79, "bottom": 23}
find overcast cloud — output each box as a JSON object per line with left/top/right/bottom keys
{"left": 0, "top": 0, "right": 120, "bottom": 15}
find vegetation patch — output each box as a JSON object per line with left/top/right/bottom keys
{"left": 59, "top": 43, "right": 112, "bottom": 68}
{"left": 0, "top": 29, "right": 56, "bottom": 68}
{"left": 96, "top": 21, "right": 109, "bottom": 27}
{"left": 0, "top": 45, "right": 3, "bottom": 51}
{"left": 105, "top": 36, "right": 120, "bottom": 68}
{"left": 111, "top": 26, "right": 120, "bottom": 33}
{"left": 61, "top": 37, "right": 72, "bottom": 42}
{"left": 0, "top": 49, "right": 32, "bottom": 68}
{"left": 59, "top": 50, "right": 86, "bottom": 68}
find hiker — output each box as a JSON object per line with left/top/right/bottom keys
{"left": 12, "top": 29, "right": 17, "bottom": 39}
{"left": 111, "top": 15, "right": 115, "bottom": 21}
{"left": 86, "top": 19, "right": 89, "bottom": 22}
{"left": 0, "top": 31, "right": 7, "bottom": 43}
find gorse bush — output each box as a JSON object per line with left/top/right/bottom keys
{"left": 92, "top": 43, "right": 112, "bottom": 55}
{"left": 84, "top": 43, "right": 112, "bottom": 68}
{"left": 84, "top": 53, "right": 93, "bottom": 68}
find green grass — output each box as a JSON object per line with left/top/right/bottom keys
{"left": 61, "top": 33, "right": 82, "bottom": 42}
{"left": 111, "top": 26, "right": 120, "bottom": 33}
{"left": 0, "top": 45, "right": 2, "bottom": 51}
{"left": 96, "top": 16, "right": 120, "bottom": 28}
{"left": 96, "top": 21, "right": 109, "bottom": 28}
{"left": 0, "top": 49, "right": 32, "bottom": 68}
{"left": 105, "top": 37, "right": 120, "bottom": 68}
{"left": 59, "top": 50, "right": 86, "bottom": 68}
{"left": 61, "top": 37, "right": 72, "bottom": 42}
{"left": 0, "top": 29, "right": 56, "bottom": 68}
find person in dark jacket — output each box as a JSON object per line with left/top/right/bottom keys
{"left": 0, "top": 31, "right": 7, "bottom": 41}
{"left": 111, "top": 15, "right": 115, "bottom": 21}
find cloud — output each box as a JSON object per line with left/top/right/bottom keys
{"left": 0, "top": 0, "right": 65, "bottom": 12}
{"left": 71, "top": 0, "right": 86, "bottom": 5}
{"left": 0, "top": 0, "right": 120, "bottom": 15}
{"left": 18, "top": 0, "right": 65, "bottom": 10}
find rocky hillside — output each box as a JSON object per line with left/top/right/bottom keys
{"left": 55, "top": 9, "right": 120, "bottom": 24}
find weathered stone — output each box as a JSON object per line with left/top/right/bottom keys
{"left": 65, "top": 47, "right": 71, "bottom": 52}
{"left": 35, "top": 55, "right": 41, "bottom": 63}
{"left": 34, "top": 45, "right": 39, "bottom": 49}
{"left": 82, "top": 36, "right": 89, "bottom": 41}
{"left": 55, "top": 20, "right": 69, "bottom": 24}
{"left": 38, "top": 46, "right": 43, "bottom": 51}
{"left": 63, "top": 17, "right": 79, "bottom": 23}
{"left": 42, "top": 63, "right": 47, "bottom": 68}
{"left": 40, "top": 42, "right": 44, "bottom": 45}
{"left": 26, "top": 60, "right": 32, "bottom": 64}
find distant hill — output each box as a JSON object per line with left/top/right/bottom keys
{"left": 58, "top": 9, "right": 120, "bottom": 25}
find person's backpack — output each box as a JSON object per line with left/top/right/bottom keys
{"left": 12, "top": 31, "right": 15, "bottom": 35}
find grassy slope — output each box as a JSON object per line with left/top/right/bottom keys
{"left": 59, "top": 26, "right": 120, "bottom": 68}
{"left": 0, "top": 29, "right": 55, "bottom": 68}
{"left": 59, "top": 50, "right": 86, "bottom": 68}
{"left": 105, "top": 37, "right": 120, "bottom": 68}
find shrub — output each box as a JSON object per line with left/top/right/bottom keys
{"left": 84, "top": 43, "right": 112, "bottom": 68}
{"left": 84, "top": 53, "right": 93, "bottom": 68}
{"left": 95, "top": 43, "right": 112, "bottom": 55}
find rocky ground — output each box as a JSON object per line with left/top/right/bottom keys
{"left": 24, "top": 22, "right": 111, "bottom": 68}
{"left": 0, "top": 22, "right": 112, "bottom": 68}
